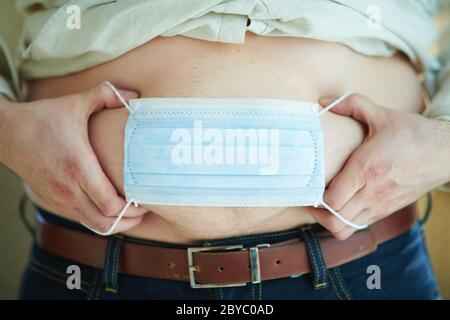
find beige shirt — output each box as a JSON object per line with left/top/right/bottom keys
{"left": 0, "top": 0, "right": 450, "bottom": 121}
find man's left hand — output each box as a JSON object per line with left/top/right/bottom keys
{"left": 310, "top": 94, "right": 450, "bottom": 240}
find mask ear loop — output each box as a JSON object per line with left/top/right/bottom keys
{"left": 104, "top": 80, "right": 136, "bottom": 114}
{"left": 320, "top": 201, "right": 367, "bottom": 230}
{"left": 81, "top": 81, "right": 139, "bottom": 236}
{"left": 317, "top": 92, "right": 354, "bottom": 116}
{"left": 317, "top": 92, "right": 368, "bottom": 230}
{"left": 81, "top": 199, "right": 138, "bottom": 236}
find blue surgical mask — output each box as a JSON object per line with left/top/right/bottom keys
{"left": 82, "top": 82, "right": 367, "bottom": 235}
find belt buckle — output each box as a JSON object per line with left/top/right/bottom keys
{"left": 187, "top": 243, "right": 270, "bottom": 289}
{"left": 187, "top": 245, "right": 245, "bottom": 289}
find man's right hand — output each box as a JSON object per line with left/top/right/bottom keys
{"left": 0, "top": 82, "right": 148, "bottom": 234}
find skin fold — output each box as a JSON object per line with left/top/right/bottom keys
{"left": 24, "top": 34, "right": 423, "bottom": 243}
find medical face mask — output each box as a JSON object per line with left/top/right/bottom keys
{"left": 82, "top": 82, "right": 367, "bottom": 235}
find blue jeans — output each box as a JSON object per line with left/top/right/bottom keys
{"left": 20, "top": 209, "right": 440, "bottom": 300}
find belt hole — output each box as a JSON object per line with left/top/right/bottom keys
{"left": 164, "top": 261, "right": 176, "bottom": 269}
{"left": 218, "top": 266, "right": 225, "bottom": 272}
{"left": 274, "top": 259, "right": 281, "bottom": 266}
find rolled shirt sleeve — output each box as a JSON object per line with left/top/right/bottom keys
{"left": 0, "top": 37, "right": 20, "bottom": 102}
{"left": 424, "top": 21, "right": 450, "bottom": 121}
{"left": 0, "top": 0, "right": 22, "bottom": 102}
{"left": 426, "top": 11, "right": 450, "bottom": 191}
{"left": 0, "top": 74, "right": 16, "bottom": 101}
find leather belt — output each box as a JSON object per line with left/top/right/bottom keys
{"left": 35, "top": 205, "right": 417, "bottom": 288}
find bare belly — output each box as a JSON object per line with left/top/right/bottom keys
{"left": 26, "top": 34, "right": 423, "bottom": 244}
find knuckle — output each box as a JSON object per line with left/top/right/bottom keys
{"left": 347, "top": 93, "right": 363, "bottom": 106}
{"left": 93, "top": 82, "right": 108, "bottom": 96}
{"left": 50, "top": 180, "right": 75, "bottom": 200}
{"left": 373, "top": 186, "right": 388, "bottom": 202}
{"left": 99, "top": 201, "right": 119, "bottom": 217}
{"left": 363, "top": 160, "right": 386, "bottom": 181}
{"left": 64, "top": 161, "right": 83, "bottom": 183}
{"left": 367, "top": 166, "right": 381, "bottom": 179}
{"left": 86, "top": 82, "right": 109, "bottom": 106}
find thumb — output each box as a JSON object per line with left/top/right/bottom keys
{"left": 84, "top": 81, "right": 140, "bottom": 113}
{"left": 319, "top": 93, "right": 383, "bottom": 129}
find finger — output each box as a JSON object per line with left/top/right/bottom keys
{"left": 319, "top": 93, "right": 383, "bottom": 130}
{"left": 333, "top": 209, "right": 373, "bottom": 240}
{"left": 309, "top": 208, "right": 347, "bottom": 234}
{"left": 333, "top": 226, "right": 356, "bottom": 241}
{"left": 324, "top": 147, "right": 367, "bottom": 210}
{"left": 327, "top": 186, "right": 415, "bottom": 241}
{"left": 84, "top": 82, "right": 139, "bottom": 113}
{"left": 322, "top": 190, "right": 370, "bottom": 239}
{"left": 78, "top": 209, "right": 144, "bottom": 235}
{"left": 310, "top": 189, "right": 368, "bottom": 237}
{"left": 76, "top": 191, "right": 144, "bottom": 234}
{"left": 334, "top": 188, "right": 371, "bottom": 225}
{"left": 78, "top": 151, "right": 147, "bottom": 218}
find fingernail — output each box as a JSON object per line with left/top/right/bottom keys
{"left": 119, "top": 90, "right": 140, "bottom": 99}
{"left": 119, "top": 89, "right": 138, "bottom": 95}
{"left": 319, "top": 97, "right": 336, "bottom": 106}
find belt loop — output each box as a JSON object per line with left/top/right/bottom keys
{"left": 101, "top": 235, "right": 124, "bottom": 295}
{"left": 300, "top": 225, "right": 329, "bottom": 290}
